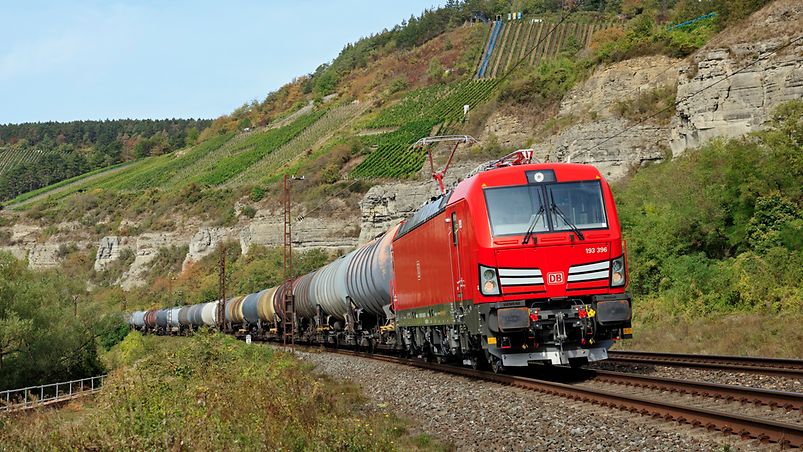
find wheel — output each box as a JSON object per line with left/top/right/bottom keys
{"left": 491, "top": 356, "right": 505, "bottom": 374}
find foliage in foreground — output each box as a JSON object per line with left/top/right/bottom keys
{"left": 616, "top": 101, "right": 803, "bottom": 318}
{"left": 0, "top": 333, "right": 444, "bottom": 451}
{"left": 0, "top": 253, "right": 126, "bottom": 390}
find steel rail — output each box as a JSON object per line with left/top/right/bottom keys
{"left": 607, "top": 351, "right": 803, "bottom": 378}
{"left": 590, "top": 369, "right": 803, "bottom": 411}
{"left": 326, "top": 349, "right": 803, "bottom": 448}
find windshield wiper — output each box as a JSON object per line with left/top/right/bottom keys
{"left": 550, "top": 203, "right": 585, "bottom": 241}
{"left": 522, "top": 205, "right": 545, "bottom": 244}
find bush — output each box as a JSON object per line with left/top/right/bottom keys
{"left": 0, "top": 333, "right": 420, "bottom": 450}
{"left": 612, "top": 85, "right": 677, "bottom": 124}
{"left": 240, "top": 205, "right": 257, "bottom": 219}
{"left": 590, "top": 14, "right": 716, "bottom": 64}
{"left": 499, "top": 57, "right": 592, "bottom": 107}
{"left": 615, "top": 101, "right": 803, "bottom": 316}
{"left": 0, "top": 252, "right": 115, "bottom": 390}
{"left": 249, "top": 186, "right": 265, "bottom": 202}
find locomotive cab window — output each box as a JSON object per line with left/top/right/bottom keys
{"left": 547, "top": 181, "right": 607, "bottom": 231}
{"left": 484, "top": 186, "right": 548, "bottom": 236}
{"left": 484, "top": 181, "right": 607, "bottom": 236}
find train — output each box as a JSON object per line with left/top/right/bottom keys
{"left": 128, "top": 150, "right": 633, "bottom": 372}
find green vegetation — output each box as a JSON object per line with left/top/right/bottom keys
{"left": 368, "top": 80, "right": 498, "bottom": 128}
{"left": 0, "top": 119, "right": 210, "bottom": 201}
{"left": 351, "top": 80, "right": 498, "bottom": 179}
{"left": 97, "top": 133, "right": 235, "bottom": 191}
{"left": 499, "top": 56, "right": 592, "bottom": 107}
{"left": 617, "top": 101, "right": 803, "bottom": 320}
{"left": 352, "top": 120, "right": 436, "bottom": 179}
{"left": 195, "top": 111, "right": 325, "bottom": 186}
{"left": 2, "top": 160, "right": 133, "bottom": 207}
{"left": 612, "top": 85, "right": 677, "bottom": 124}
{"left": 0, "top": 333, "right": 449, "bottom": 450}
{"left": 0, "top": 252, "right": 125, "bottom": 390}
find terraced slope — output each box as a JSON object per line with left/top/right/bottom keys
{"left": 352, "top": 79, "right": 499, "bottom": 179}
{"left": 230, "top": 102, "right": 367, "bottom": 186}
{"left": 478, "top": 19, "right": 616, "bottom": 78}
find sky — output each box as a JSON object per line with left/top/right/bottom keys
{"left": 0, "top": 0, "right": 446, "bottom": 124}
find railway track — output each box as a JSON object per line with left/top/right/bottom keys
{"left": 318, "top": 348, "right": 803, "bottom": 448}
{"left": 607, "top": 350, "right": 803, "bottom": 378}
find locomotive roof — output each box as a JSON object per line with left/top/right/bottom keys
{"left": 448, "top": 162, "right": 604, "bottom": 205}
{"left": 394, "top": 163, "right": 605, "bottom": 241}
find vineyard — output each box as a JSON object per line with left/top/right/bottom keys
{"left": 476, "top": 19, "right": 616, "bottom": 78}
{"left": 0, "top": 147, "right": 51, "bottom": 176}
{"left": 231, "top": 102, "right": 367, "bottom": 186}
{"left": 352, "top": 79, "right": 498, "bottom": 179}
{"left": 92, "top": 133, "right": 236, "bottom": 191}
{"left": 351, "top": 120, "right": 436, "bottom": 179}
{"left": 367, "top": 79, "right": 498, "bottom": 128}
{"left": 193, "top": 110, "right": 325, "bottom": 186}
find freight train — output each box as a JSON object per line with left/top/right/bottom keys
{"left": 129, "top": 151, "right": 633, "bottom": 372}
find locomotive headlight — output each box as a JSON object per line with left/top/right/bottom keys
{"left": 483, "top": 280, "right": 497, "bottom": 293}
{"left": 610, "top": 256, "right": 626, "bottom": 287}
{"left": 479, "top": 265, "right": 501, "bottom": 296}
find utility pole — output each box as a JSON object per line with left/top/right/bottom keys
{"left": 217, "top": 243, "right": 226, "bottom": 332}
{"left": 282, "top": 175, "right": 295, "bottom": 350}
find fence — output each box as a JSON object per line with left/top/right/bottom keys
{"left": 0, "top": 375, "right": 106, "bottom": 413}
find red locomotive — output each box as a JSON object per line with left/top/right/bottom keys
{"left": 392, "top": 150, "right": 632, "bottom": 371}
{"left": 130, "top": 148, "right": 632, "bottom": 372}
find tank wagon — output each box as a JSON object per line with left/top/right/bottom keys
{"left": 129, "top": 154, "right": 632, "bottom": 371}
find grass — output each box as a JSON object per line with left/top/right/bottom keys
{"left": 616, "top": 312, "right": 803, "bottom": 358}
{"left": 3, "top": 161, "right": 134, "bottom": 207}
{"left": 0, "top": 333, "right": 451, "bottom": 451}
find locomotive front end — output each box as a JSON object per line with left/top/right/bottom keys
{"left": 470, "top": 163, "right": 632, "bottom": 368}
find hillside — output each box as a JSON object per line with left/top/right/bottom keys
{"left": 0, "top": 0, "right": 800, "bottom": 389}
{"left": 0, "top": 119, "right": 211, "bottom": 201}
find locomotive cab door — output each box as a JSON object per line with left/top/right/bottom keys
{"left": 447, "top": 207, "right": 465, "bottom": 305}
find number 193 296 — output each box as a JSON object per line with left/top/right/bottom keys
{"left": 585, "top": 246, "right": 608, "bottom": 254}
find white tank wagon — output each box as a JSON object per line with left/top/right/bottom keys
{"left": 201, "top": 301, "right": 220, "bottom": 327}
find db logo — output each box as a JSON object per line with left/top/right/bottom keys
{"left": 546, "top": 272, "right": 564, "bottom": 285}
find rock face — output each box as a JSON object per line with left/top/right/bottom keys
{"left": 359, "top": 182, "right": 436, "bottom": 243}
{"left": 239, "top": 212, "right": 359, "bottom": 255}
{"left": 26, "top": 244, "right": 61, "bottom": 269}
{"left": 670, "top": 40, "right": 803, "bottom": 154}
{"left": 183, "top": 227, "right": 238, "bottom": 271}
{"left": 120, "top": 232, "right": 186, "bottom": 290}
{"left": 560, "top": 55, "right": 681, "bottom": 118}
{"left": 541, "top": 119, "right": 668, "bottom": 180}
{"left": 536, "top": 55, "right": 681, "bottom": 179}
{"left": 94, "top": 236, "right": 130, "bottom": 272}
{"left": 480, "top": 112, "right": 531, "bottom": 150}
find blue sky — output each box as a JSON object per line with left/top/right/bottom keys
{"left": 0, "top": 1, "right": 445, "bottom": 124}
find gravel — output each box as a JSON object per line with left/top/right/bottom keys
{"left": 589, "top": 361, "right": 803, "bottom": 393}
{"left": 297, "top": 350, "right": 781, "bottom": 451}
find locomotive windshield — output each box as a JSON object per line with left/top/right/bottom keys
{"left": 485, "top": 181, "right": 607, "bottom": 236}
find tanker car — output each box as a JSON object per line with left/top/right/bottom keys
{"left": 129, "top": 151, "right": 632, "bottom": 372}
